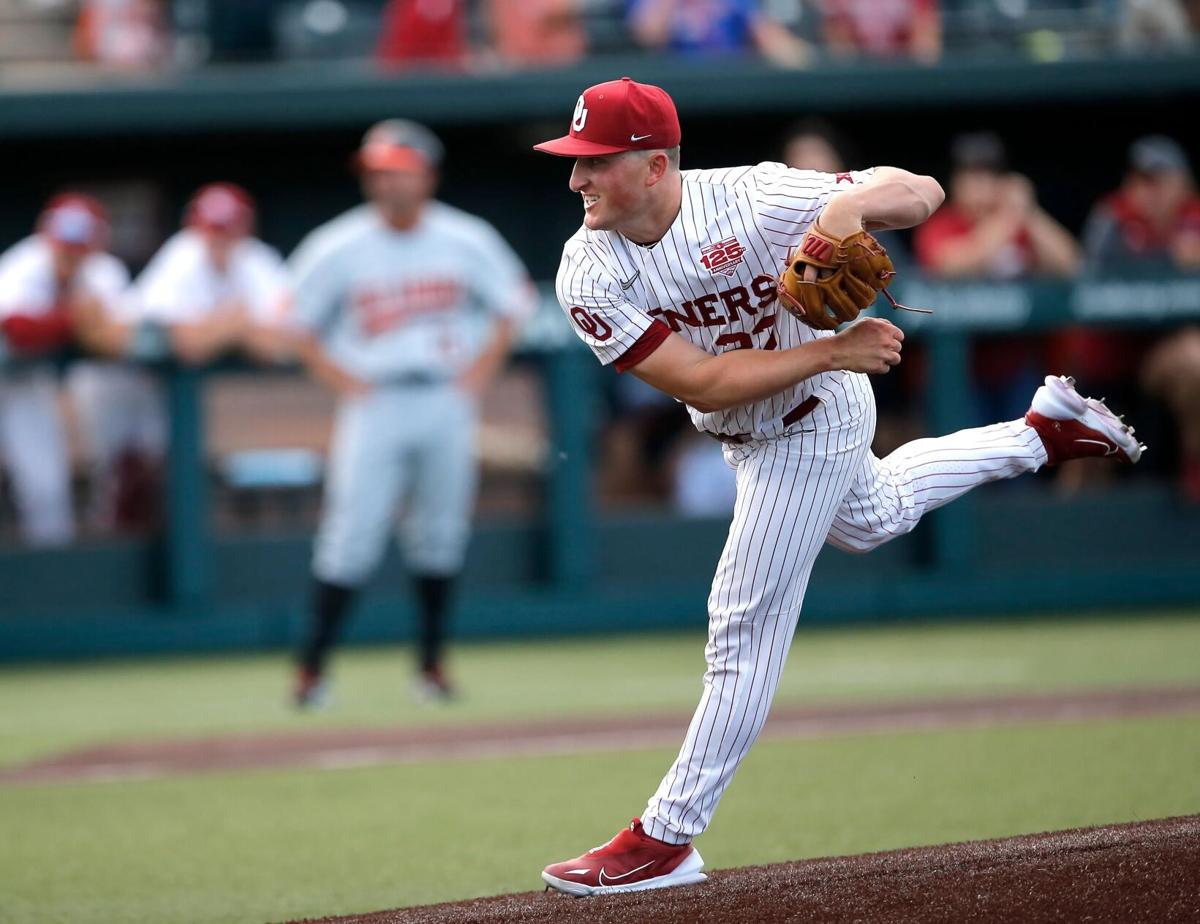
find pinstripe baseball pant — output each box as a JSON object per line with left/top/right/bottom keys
{"left": 642, "top": 373, "right": 1049, "bottom": 843}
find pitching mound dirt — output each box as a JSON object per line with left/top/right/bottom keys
{"left": 285, "top": 814, "right": 1200, "bottom": 924}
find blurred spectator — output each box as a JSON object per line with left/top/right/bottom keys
{"left": 1071, "top": 136, "right": 1200, "bottom": 498}
{"left": 782, "top": 118, "right": 914, "bottom": 277}
{"left": 916, "top": 132, "right": 1081, "bottom": 280}
{"left": 0, "top": 195, "right": 129, "bottom": 546}
{"left": 1082, "top": 135, "right": 1200, "bottom": 273}
{"left": 1117, "top": 0, "right": 1196, "bottom": 52}
{"left": 600, "top": 371, "right": 690, "bottom": 506}
{"left": 1142, "top": 326, "right": 1200, "bottom": 501}
{"left": 782, "top": 117, "right": 853, "bottom": 174}
{"left": 820, "top": 0, "right": 941, "bottom": 63}
{"left": 74, "top": 0, "right": 172, "bottom": 70}
{"left": 669, "top": 429, "right": 737, "bottom": 516}
{"left": 377, "top": 0, "right": 469, "bottom": 70}
{"left": 627, "top": 0, "right": 815, "bottom": 67}
{"left": 487, "top": 0, "right": 587, "bottom": 68}
{"left": 916, "top": 132, "right": 1080, "bottom": 423}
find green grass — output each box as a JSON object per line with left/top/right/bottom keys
{"left": 1, "top": 715, "right": 1196, "bottom": 924}
{"left": 1, "top": 610, "right": 1197, "bottom": 767}
{"left": 0, "top": 610, "right": 1197, "bottom": 923}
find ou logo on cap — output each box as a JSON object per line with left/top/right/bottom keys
{"left": 572, "top": 95, "right": 588, "bottom": 133}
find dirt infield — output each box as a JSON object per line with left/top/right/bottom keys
{"left": 4, "top": 684, "right": 1199, "bottom": 785}
{"left": 286, "top": 815, "right": 1200, "bottom": 924}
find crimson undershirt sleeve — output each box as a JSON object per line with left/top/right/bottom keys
{"left": 613, "top": 319, "right": 671, "bottom": 373}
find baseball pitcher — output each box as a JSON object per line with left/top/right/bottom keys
{"left": 534, "top": 77, "right": 1144, "bottom": 896}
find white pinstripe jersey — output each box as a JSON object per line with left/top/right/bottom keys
{"left": 134, "top": 230, "right": 289, "bottom": 326}
{"left": 555, "top": 161, "right": 876, "bottom": 438}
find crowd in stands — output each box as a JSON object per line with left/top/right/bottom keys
{"left": 1, "top": 0, "right": 1198, "bottom": 74}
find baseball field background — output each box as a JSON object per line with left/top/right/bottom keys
{"left": 4, "top": 10, "right": 1200, "bottom": 924}
{"left": 3, "top": 609, "right": 1198, "bottom": 923}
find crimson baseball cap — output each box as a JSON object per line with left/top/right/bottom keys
{"left": 356, "top": 119, "right": 443, "bottom": 172}
{"left": 534, "top": 77, "right": 681, "bottom": 157}
{"left": 187, "top": 182, "right": 256, "bottom": 234}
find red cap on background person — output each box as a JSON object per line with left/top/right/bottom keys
{"left": 355, "top": 119, "right": 444, "bottom": 172}
{"left": 534, "top": 77, "right": 681, "bottom": 157}
{"left": 186, "top": 183, "right": 256, "bottom": 236}
{"left": 39, "top": 193, "right": 109, "bottom": 250}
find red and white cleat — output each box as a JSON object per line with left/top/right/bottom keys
{"left": 542, "top": 819, "right": 706, "bottom": 897}
{"left": 1026, "top": 375, "right": 1145, "bottom": 466}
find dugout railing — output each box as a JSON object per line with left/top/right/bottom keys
{"left": 1, "top": 275, "right": 1197, "bottom": 660}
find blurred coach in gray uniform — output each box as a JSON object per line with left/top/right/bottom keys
{"left": 288, "top": 119, "right": 535, "bottom": 707}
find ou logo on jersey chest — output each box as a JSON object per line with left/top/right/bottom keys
{"left": 572, "top": 96, "right": 588, "bottom": 133}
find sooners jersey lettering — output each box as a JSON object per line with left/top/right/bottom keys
{"left": 555, "top": 161, "right": 875, "bottom": 439}
{"left": 647, "top": 276, "right": 776, "bottom": 332}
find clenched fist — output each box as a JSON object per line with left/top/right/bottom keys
{"left": 828, "top": 317, "right": 904, "bottom": 375}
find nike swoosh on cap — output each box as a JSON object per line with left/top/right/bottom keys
{"left": 631, "top": 133, "right": 653, "bottom": 142}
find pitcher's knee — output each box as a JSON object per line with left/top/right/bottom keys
{"left": 829, "top": 534, "right": 878, "bottom": 554}
{"left": 829, "top": 518, "right": 914, "bottom": 553}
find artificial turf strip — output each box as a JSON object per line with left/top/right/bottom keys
{"left": 1, "top": 609, "right": 1198, "bottom": 767}
{"left": 2, "top": 714, "right": 1197, "bottom": 924}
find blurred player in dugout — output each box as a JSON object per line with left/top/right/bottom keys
{"left": 0, "top": 194, "right": 127, "bottom": 545}
{"left": 134, "top": 182, "right": 290, "bottom": 364}
{"left": 69, "top": 182, "right": 291, "bottom": 531}
{"left": 288, "top": 119, "right": 534, "bottom": 707}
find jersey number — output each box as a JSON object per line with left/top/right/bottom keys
{"left": 714, "top": 313, "right": 778, "bottom": 352}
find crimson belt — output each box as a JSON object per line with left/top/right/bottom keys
{"left": 706, "top": 395, "right": 821, "bottom": 444}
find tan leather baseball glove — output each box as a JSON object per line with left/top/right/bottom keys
{"left": 777, "top": 223, "right": 897, "bottom": 331}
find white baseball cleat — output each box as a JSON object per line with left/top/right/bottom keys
{"left": 1025, "top": 375, "right": 1145, "bottom": 465}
